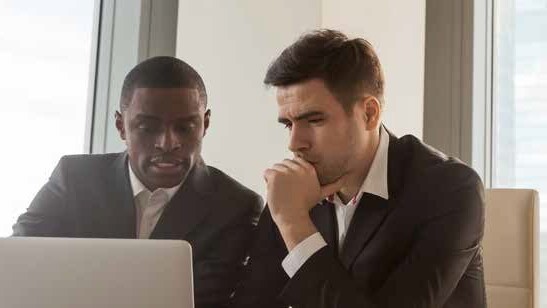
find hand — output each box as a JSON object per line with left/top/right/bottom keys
{"left": 263, "top": 157, "right": 344, "bottom": 250}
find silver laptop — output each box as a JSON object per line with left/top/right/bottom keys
{"left": 0, "top": 237, "right": 194, "bottom": 308}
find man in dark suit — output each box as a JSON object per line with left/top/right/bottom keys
{"left": 233, "top": 30, "right": 485, "bottom": 307}
{"left": 12, "top": 56, "right": 263, "bottom": 308}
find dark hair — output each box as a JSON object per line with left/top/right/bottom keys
{"left": 264, "top": 29, "right": 385, "bottom": 111}
{"left": 120, "top": 56, "right": 207, "bottom": 111}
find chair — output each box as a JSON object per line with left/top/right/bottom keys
{"left": 483, "top": 189, "right": 539, "bottom": 308}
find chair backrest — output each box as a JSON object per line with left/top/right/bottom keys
{"left": 483, "top": 189, "right": 539, "bottom": 308}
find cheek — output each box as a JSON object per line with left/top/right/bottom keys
{"left": 190, "top": 136, "right": 204, "bottom": 151}
{"left": 126, "top": 133, "right": 155, "bottom": 153}
{"left": 179, "top": 133, "right": 203, "bottom": 152}
{"left": 316, "top": 124, "right": 346, "bottom": 147}
{"left": 317, "top": 124, "right": 355, "bottom": 159}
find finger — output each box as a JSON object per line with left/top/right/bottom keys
{"left": 320, "top": 176, "right": 346, "bottom": 199}
{"left": 293, "top": 157, "right": 315, "bottom": 171}
{"left": 263, "top": 168, "right": 282, "bottom": 183}
{"left": 281, "top": 159, "right": 303, "bottom": 171}
{"left": 263, "top": 168, "right": 274, "bottom": 183}
{"left": 271, "top": 163, "right": 290, "bottom": 173}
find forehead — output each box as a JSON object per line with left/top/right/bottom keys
{"left": 128, "top": 87, "right": 202, "bottom": 114}
{"left": 276, "top": 79, "right": 339, "bottom": 117}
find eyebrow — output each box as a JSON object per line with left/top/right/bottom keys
{"left": 278, "top": 111, "right": 324, "bottom": 124}
{"left": 134, "top": 113, "right": 201, "bottom": 122}
{"left": 135, "top": 114, "right": 159, "bottom": 121}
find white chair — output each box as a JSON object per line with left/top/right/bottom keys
{"left": 483, "top": 189, "right": 539, "bottom": 308}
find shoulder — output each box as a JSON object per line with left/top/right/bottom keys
{"left": 55, "top": 152, "right": 125, "bottom": 180}
{"left": 58, "top": 152, "right": 123, "bottom": 168}
{"left": 206, "top": 165, "right": 263, "bottom": 202}
{"left": 205, "top": 165, "right": 264, "bottom": 211}
{"left": 394, "top": 135, "right": 484, "bottom": 210}
{"left": 397, "top": 135, "right": 481, "bottom": 186}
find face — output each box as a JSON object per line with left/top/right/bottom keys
{"left": 277, "top": 79, "right": 380, "bottom": 186}
{"left": 116, "top": 87, "right": 210, "bottom": 191}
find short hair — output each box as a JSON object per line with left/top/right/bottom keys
{"left": 120, "top": 56, "right": 207, "bottom": 111}
{"left": 264, "top": 29, "right": 385, "bottom": 111}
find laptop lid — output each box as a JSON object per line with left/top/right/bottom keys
{"left": 0, "top": 237, "right": 193, "bottom": 308}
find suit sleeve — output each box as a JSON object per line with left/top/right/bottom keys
{"left": 194, "top": 193, "right": 263, "bottom": 308}
{"left": 279, "top": 170, "right": 485, "bottom": 308}
{"left": 12, "top": 158, "right": 71, "bottom": 237}
{"left": 231, "top": 204, "right": 292, "bottom": 308}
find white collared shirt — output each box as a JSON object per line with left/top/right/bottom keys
{"left": 282, "top": 126, "right": 390, "bottom": 277}
{"left": 128, "top": 163, "right": 183, "bottom": 239}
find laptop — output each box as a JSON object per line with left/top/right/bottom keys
{"left": 0, "top": 237, "right": 194, "bottom": 308}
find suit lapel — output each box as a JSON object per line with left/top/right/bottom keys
{"left": 338, "top": 127, "right": 406, "bottom": 268}
{"left": 150, "top": 158, "right": 214, "bottom": 239}
{"left": 339, "top": 193, "right": 390, "bottom": 268}
{"left": 105, "top": 152, "right": 136, "bottom": 238}
{"left": 310, "top": 201, "right": 338, "bottom": 252}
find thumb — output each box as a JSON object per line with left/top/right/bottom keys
{"left": 319, "top": 177, "right": 345, "bottom": 199}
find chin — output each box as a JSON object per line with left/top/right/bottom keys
{"left": 155, "top": 178, "right": 184, "bottom": 189}
{"left": 317, "top": 175, "right": 333, "bottom": 186}
{"left": 318, "top": 171, "right": 344, "bottom": 187}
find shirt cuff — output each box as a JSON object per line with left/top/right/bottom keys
{"left": 281, "top": 232, "right": 327, "bottom": 278}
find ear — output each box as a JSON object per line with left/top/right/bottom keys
{"left": 115, "top": 111, "right": 126, "bottom": 140}
{"left": 363, "top": 96, "right": 381, "bottom": 130}
{"left": 203, "top": 109, "right": 211, "bottom": 136}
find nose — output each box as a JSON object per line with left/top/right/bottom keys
{"left": 155, "top": 128, "right": 181, "bottom": 152}
{"left": 288, "top": 125, "right": 310, "bottom": 154}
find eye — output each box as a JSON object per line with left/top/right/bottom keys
{"left": 175, "top": 123, "right": 197, "bottom": 133}
{"left": 283, "top": 122, "right": 292, "bottom": 130}
{"left": 137, "top": 123, "right": 160, "bottom": 133}
{"left": 308, "top": 118, "right": 324, "bottom": 125}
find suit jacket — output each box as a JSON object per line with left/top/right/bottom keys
{"left": 12, "top": 152, "right": 263, "bottom": 308}
{"left": 234, "top": 130, "right": 486, "bottom": 308}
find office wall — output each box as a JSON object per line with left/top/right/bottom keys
{"left": 177, "top": 0, "right": 425, "bottom": 194}
{"left": 323, "top": 0, "right": 426, "bottom": 138}
{"left": 177, "top": 0, "right": 321, "bottom": 196}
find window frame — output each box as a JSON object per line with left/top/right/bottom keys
{"left": 423, "top": 0, "right": 494, "bottom": 187}
{"left": 86, "top": 0, "right": 179, "bottom": 154}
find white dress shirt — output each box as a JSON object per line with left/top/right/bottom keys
{"left": 128, "top": 164, "right": 183, "bottom": 239}
{"left": 282, "top": 126, "right": 390, "bottom": 277}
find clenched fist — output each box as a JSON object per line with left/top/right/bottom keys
{"left": 263, "top": 157, "right": 344, "bottom": 250}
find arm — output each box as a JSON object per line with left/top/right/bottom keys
{"left": 232, "top": 206, "right": 292, "bottom": 308}
{"left": 280, "top": 175, "right": 485, "bottom": 308}
{"left": 194, "top": 194, "right": 263, "bottom": 308}
{"left": 12, "top": 158, "right": 70, "bottom": 237}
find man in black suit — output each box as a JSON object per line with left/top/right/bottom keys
{"left": 233, "top": 30, "right": 485, "bottom": 307}
{"left": 13, "top": 56, "right": 263, "bottom": 308}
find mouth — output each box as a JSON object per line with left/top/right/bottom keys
{"left": 294, "top": 154, "right": 317, "bottom": 165}
{"left": 149, "top": 157, "right": 185, "bottom": 175}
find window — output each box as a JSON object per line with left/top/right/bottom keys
{"left": 492, "top": 0, "right": 547, "bottom": 303}
{"left": 0, "top": 1, "right": 96, "bottom": 236}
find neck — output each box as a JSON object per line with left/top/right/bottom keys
{"left": 338, "top": 128, "right": 381, "bottom": 203}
